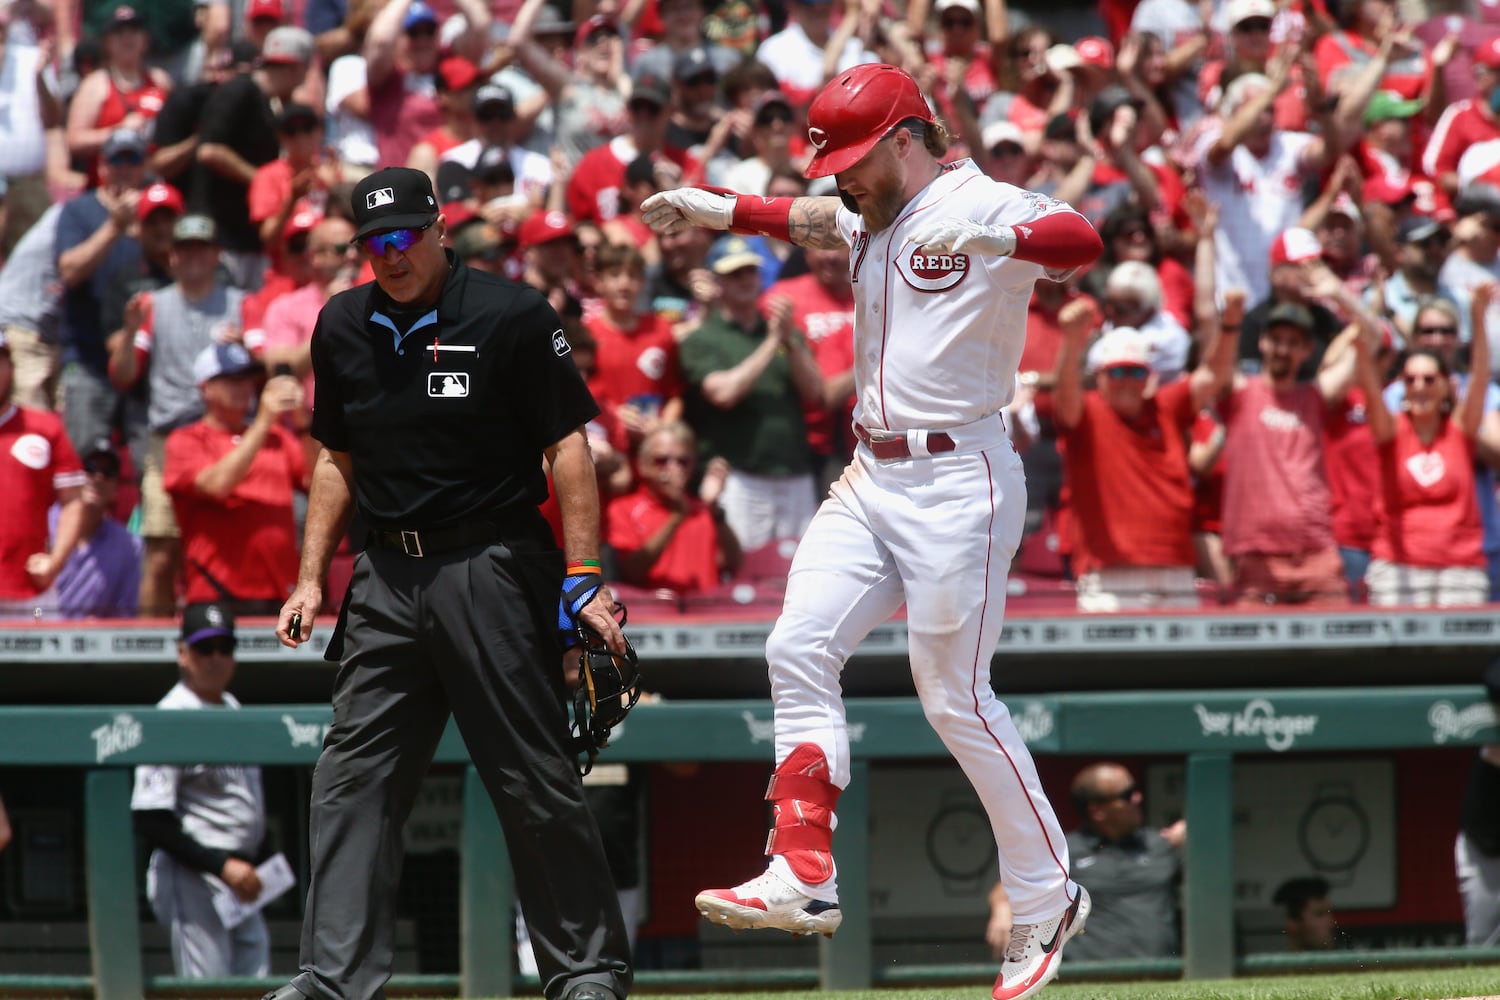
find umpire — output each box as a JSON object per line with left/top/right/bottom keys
{"left": 267, "top": 167, "right": 631, "bottom": 1000}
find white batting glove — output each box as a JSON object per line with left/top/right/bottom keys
{"left": 640, "top": 188, "right": 735, "bottom": 235}
{"left": 909, "top": 217, "right": 1017, "bottom": 256}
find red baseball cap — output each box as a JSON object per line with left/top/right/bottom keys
{"left": 1269, "top": 227, "right": 1322, "bottom": 266}
{"left": 518, "top": 210, "right": 576, "bottom": 249}
{"left": 245, "top": 0, "right": 285, "bottom": 22}
{"left": 137, "top": 182, "right": 185, "bottom": 222}
{"left": 574, "top": 14, "right": 620, "bottom": 51}
{"left": 1477, "top": 35, "right": 1500, "bottom": 71}
{"left": 1075, "top": 36, "right": 1115, "bottom": 69}
{"left": 283, "top": 208, "right": 323, "bottom": 240}
{"left": 443, "top": 200, "right": 477, "bottom": 229}
{"left": 437, "top": 55, "right": 480, "bottom": 92}
{"left": 1362, "top": 173, "right": 1414, "bottom": 206}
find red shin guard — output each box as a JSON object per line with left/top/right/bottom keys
{"left": 764, "top": 743, "right": 841, "bottom": 886}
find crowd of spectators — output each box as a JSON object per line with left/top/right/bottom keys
{"left": 2, "top": 0, "right": 1500, "bottom": 619}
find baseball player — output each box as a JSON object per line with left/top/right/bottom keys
{"left": 131, "top": 603, "right": 269, "bottom": 978}
{"left": 641, "top": 64, "right": 1102, "bottom": 1000}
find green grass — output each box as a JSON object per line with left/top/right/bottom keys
{"left": 616, "top": 964, "right": 1500, "bottom": 1000}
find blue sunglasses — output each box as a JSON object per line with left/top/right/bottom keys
{"left": 361, "top": 219, "right": 434, "bottom": 256}
{"left": 1103, "top": 365, "right": 1149, "bottom": 380}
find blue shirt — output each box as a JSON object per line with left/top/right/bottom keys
{"left": 51, "top": 509, "right": 142, "bottom": 618}
{"left": 55, "top": 192, "right": 140, "bottom": 372}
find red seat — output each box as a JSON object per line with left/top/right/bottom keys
{"left": 733, "top": 539, "right": 800, "bottom": 586}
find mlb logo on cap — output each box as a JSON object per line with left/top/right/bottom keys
{"left": 351, "top": 167, "right": 440, "bottom": 239}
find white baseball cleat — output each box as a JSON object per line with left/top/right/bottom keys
{"left": 991, "top": 886, "right": 1091, "bottom": 1000}
{"left": 695, "top": 869, "right": 843, "bottom": 937}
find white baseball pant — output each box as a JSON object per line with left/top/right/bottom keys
{"left": 146, "top": 851, "right": 271, "bottom": 977}
{"left": 763, "top": 418, "right": 1077, "bottom": 924}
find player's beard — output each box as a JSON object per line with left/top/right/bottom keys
{"left": 853, "top": 184, "right": 907, "bottom": 234}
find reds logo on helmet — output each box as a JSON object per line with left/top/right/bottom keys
{"left": 896, "top": 249, "right": 969, "bottom": 292}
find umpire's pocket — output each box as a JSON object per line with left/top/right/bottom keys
{"left": 323, "top": 552, "right": 366, "bottom": 663}
{"left": 493, "top": 539, "right": 565, "bottom": 651}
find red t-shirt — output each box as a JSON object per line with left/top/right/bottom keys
{"left": 163, "top": 421, "right": 306, "bottom": 604}
{"left": 1422, "top": 99, "right": 1500, "bottom": 179}
{"left": 247, "top": 159, "right": 331, "bottom": 225}
{"left": 1220, "top": 377, "right": 1335, "bottom": 557}
{"left": 1060, "top": 379, "right": 1197, "bottom": 574}
{"left": 1314, "top": 30, "right": 1427, "bottom": 99}
{"left": 0, "top": 406, "right": 84, "bottom": 598}
{"left": 369, "top": 70, "right": 445, "bottom": 174}
{"left": 764, "top": 274, "right": 856, "bottom": 459}
{"left": 585, "top": 311, "right": 683, "bottom": 453}
{"left": 606, "top": 488, "right": 722, "bottom": 593}
{"left": 1021, "top": 291, "right": 1101, "bottom": 377}
{"left": 1189, "top": 409, "right": 1224, "bottom": 535}
{"left": 1322, "top": 386, "right": 1381, "bottom": 550}
{"left": 416, "top": 124, "right": 464, "bottom": 159}
{"left": 1371, "top": 416, "right": 1484, "bottom": 568}
{"left": 567, "top": 142, "right": 704, "bottom": 224}
{"left": 1157, "top": 255, "right": 1194, "bottom": 329}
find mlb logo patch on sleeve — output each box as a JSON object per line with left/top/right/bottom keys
{"left": 429, "top": 372, "right": 469, "bottom": 397}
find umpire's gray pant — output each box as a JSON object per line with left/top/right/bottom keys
{"left": 290, "top": 541, "right": 632, "bottom": 1000}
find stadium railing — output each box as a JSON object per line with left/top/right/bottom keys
{"left": 2, "top": 683, "right": 1498, "bottom": 999}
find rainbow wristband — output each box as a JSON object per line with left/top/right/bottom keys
{"left": 566, "top": 560, "right": 602, "bottom": 575}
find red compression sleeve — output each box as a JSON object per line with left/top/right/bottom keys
{"left": 1009, "top": 210, "right": 1104, "bottom": 270}
{"left": 730, "top": 196, "right": 795, "bottom": 242}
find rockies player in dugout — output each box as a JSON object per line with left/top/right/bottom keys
{"left": 642, "top": 64, "right": 1103, "bottom": 1000}
{"left": 265, "top": 167, "right": 631, "bottom": 1000}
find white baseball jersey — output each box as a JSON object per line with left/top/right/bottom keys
{"left": 131, "top": 683, "right": 266, "bottom": 856}
{"left": 835, "top": 159, "right": 1083, "bottom": 431}
{"left": 1197, "top": 129, "right": 1318, "bottom": 303}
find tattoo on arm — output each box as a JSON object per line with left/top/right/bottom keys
{"left": 788, "top": 197, "right": 847, "bottom": 249}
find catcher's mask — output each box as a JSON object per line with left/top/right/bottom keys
{"left": 569, "top": 620, "right": 642, "bottom": 775}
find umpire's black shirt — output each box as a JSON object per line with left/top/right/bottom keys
{"left": 309, "top": 250, "right": 599, "bottom": 526}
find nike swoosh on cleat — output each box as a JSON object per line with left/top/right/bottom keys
{"left": 1036, "top": 893, "right": 1082, "bottom": 954}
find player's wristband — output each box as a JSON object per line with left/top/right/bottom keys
{"left": 566, "top": 559, "right": 602, "bottom": 574}
{"left": 731, "top": 196, "right": 795, "bottom": 242}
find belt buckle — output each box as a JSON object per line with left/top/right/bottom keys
{"left": 400, "top": 530, "right": 424, "bottom": 558}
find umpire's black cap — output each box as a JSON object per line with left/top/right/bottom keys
{"left": 351, "top": 167, "right": 440, "bottom": 239}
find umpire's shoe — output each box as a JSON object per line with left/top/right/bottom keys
{"left": 261, "top": 986, "right": 308, "bottom": 1000}
{"left": 564, "top": 986, "right": 619, "bottom": 1000}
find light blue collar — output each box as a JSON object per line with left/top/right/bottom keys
{"left": 370, "top": 308, "right": 439, "bottom": 352}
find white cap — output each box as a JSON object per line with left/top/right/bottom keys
{"left": 1088, "top": 327, "right": 1152, "bottom": 373}
{"left": 982, "top": 120, "right": 1025, "bottom": 151}
{"left": 1045, "top": 43, "right": 1081, "bottom": 73}
{"left": 440, "top": 13, "right": 469, "bottom": 50}
{"left": 1224, "top": 0, "right": 1275, "bottom": 25}
{"left": 935, "top": 0, "right": 982, "bottom": 12}
{"left": 193, "top": 342, "right": 259, "bottom": 385}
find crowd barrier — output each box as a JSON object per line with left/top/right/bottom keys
{"left": 2, "top": 685, "right": 1498, "bottom": 999}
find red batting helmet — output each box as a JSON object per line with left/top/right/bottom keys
{"left": 803, "top": 64, "right": 936, "bottom": 179}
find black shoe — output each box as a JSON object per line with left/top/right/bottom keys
{"left": 261, "top": 986, "right": 308, "bottom": 1000}
{"left": 565, "top": 986, "right": 619, "bottom": 1000}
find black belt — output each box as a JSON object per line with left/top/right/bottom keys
{"left": 854, "top": 423, "right": 957, "bottom": 460}
{"left": 366, "top": 520, "right": 504, "bottom": 557}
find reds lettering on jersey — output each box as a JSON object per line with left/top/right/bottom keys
{"left": 836, "top": 159, "right": 1082, "bottom": 430}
